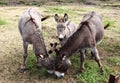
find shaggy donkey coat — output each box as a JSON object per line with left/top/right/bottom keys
{"left": 54, "top": 11, "right": 109, "bottom": 77}
{"left": 18, "top": 8, "right": 53, "bottom": 72}
{"left": 54, "top": 13, "right": 77, "bottom": 46}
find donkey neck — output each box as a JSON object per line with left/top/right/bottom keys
{"left": 65, "top": 21, "right": 77, "bottom": 38}
{"left": 58, "top": 22, "right": 95, "bottom": 57}
{"left": 32, "top": 31, "right": 48, "bottom": 57}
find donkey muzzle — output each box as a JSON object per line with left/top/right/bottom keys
{"left": 58, "top": 34, "right": 64, "bottom": 41}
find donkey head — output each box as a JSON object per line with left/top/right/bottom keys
{"left": 54, "top": 13, "right": 68, "bottom": 41}
{"left": 55, "top": 53, "right": 71, "bottom": 78}
{"left": 36, "top": 52, "right": 55, "bottom": 72}
{"left": 39, "top": 54, "right": 55, "bottom": 71}
{"left": 48, "top": 43, "right": 71, "bottom": 78}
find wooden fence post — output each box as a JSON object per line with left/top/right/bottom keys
{"left": 108, "top": 74, "right": 120, "bottom": 83}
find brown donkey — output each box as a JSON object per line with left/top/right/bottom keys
{"left": 52, "top": 11, "right": 109, "bottom": 78}
{"left": 18, "top": 8, "right": 54, "bottom": 73}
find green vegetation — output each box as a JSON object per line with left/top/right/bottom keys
{"left": 26, "top": 52, "right": 48, "bottom": 77}
{"left": 0, "top": 18, "right": 7, "bottom": 25}
{"left": 45, "top": 6, "right": 75, "bottom": 14}
{"left": 0, "top": 4, "right": 120, "bottom": 83}
{"left": 0, "top": 1, "right": 8, "bottom": 5}
{"left": 25, "top": 1, "right": 45, "bottom": 6}
{"left": 101, "top": 3, "right": 120, "bottom": 7}
{"left": 107, "top": 57, "right": 120, "bottom": 66}
{"left": 26, "top": 52, "right": 36, "bottom": 69}
{"left": 77, "top": 61, "right": 110, "bottom": 83}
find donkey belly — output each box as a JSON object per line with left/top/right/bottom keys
{"left": 95, "top": 31, "right": 104, "bottom": 45}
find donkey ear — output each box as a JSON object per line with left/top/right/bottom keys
{"left": 48, "top": 50, "right": 53, "bottom": 54}
{"left": 50, "top": 43, "right": 53, "bottom": 47}
{"left": 54, "top": 14, "right": 59, "bottom": 22}
{"left": 54, "top": 42, "right": 58, "bottom": 47}
{"left": 63, "top": 13, "right": 68, "bottom": 22}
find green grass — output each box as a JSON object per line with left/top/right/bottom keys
{"left": 103, "top": 20, "right": 115, "bottom": 28}
{"left": 0, "top": 1, "right": 8, "bottom": 5}
{"left": 107, "top": 57, "right": 120, "bottom": 66}
{"left": 0, "top": 18, "right": 7, "bottom": 25}
{"left": 26, "top": 1, "right": 45, "bottom": 6}
{"left": 101, "top": 3, "right": 120, "bottom": 7}
{"left": 26, "top": 52, "right": 48, "bottom": 77}
{"left": 26, "top": 52, "right": 36, "bottom": 69}
{"left": 0, "top": 5, "right": 120, "bottom": 83}
{"left": 45, "top": 6, "right": 75, "bottom": 14}
{"left": 69, "top": 54, "right": 112, "bottom": 83}
{"left": 77, "top": 61, "right": 110, "bottom": 83}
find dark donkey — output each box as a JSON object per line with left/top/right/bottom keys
{"left": 53, "top": 11, "right": 109, "bottom": 77}
{"left": 18, "top": 8, "right": 54, "bottom": 73}
{"left": 54, "top": 13, "right": 77, "bottom": 46}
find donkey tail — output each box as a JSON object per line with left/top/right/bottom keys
{"left": 104, "top": 23, "right": 110, "bottom": 29}
{"left": 41, "top": 16, "right": 50, "bottom": 21}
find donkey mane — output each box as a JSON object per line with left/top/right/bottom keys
{"left": 58, "top": 20, "right": 95, "bottom": 57}
{"left": 54, "top": 11, "right": 109, "bottom": 76}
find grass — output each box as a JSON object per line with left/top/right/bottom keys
{"left": 107, "top": 57, "right": 120, "bottom": 66}
{"left": 0, "top": 5, "right": 120, "bottom": 83}
{"left": 77, "top": 61, "right": 110, "bottom": 83}
{"left": 0, "top": 18, "right": 7, "bottom": 25}
{"left": 0, "top": 1, "right": 8, "bottom": 5}
{"left": 45, "top": 6, "right": 75, "bottom": 15}
{"left": 25, "top": 1, "right": 45, "bottom": 6}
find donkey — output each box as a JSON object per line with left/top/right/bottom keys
{"left": 54, "top": 13, "right": 77, "bottom": 46}
{"left": 18, "top": 8, "right": 54, "bottom": 73}
{"left": 53, "top": 11, "right": 109, "bottom": 78}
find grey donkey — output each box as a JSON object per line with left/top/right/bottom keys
{"left": 18, "top": 8, "right": 54, "bottom": 73}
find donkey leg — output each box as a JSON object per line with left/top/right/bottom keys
{"left": 20, "top": 41, "right": 28, "bottom": 73}
{"left": 79, "top": 49, "right": 86, "bottom": 73}
{"left": 91, "top": 47, "right": 103, "bottom": 74}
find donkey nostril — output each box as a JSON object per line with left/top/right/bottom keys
{"left": 59, "top": 38, "right": 63, "bottom": 41}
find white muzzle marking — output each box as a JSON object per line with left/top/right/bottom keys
{"left": 55, "top": 71, "right": 65, "bottom": 78}
{"left": 59, "top": 34, "right": 64, "bottom": 39}
{"left": 47, "top": 70, "right": 54, "bottom": 74}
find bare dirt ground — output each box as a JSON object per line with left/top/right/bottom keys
{"left": 0, "top": 5, "right": 120, "bottom": 83}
